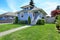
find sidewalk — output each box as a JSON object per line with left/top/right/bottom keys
{"left": 0, "top": 25, "right": 31, "bottom": 37}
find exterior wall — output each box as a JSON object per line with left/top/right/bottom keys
{"left": 0, "top": 16, "right": 15, "bottom": 23}
{"left": 17, "top": 10, "right": 46, "bottom": 24}
{"left": 18, "top": 12, "right": 33, "bottom": 21}
{"left": 0, "top": 16, "right": 15, "bottom": 20}
{"left": 45, "top": 17, "right": 55, "bottom": 23}
{"left": 0, "top": 17, "right": 6, "bottom": 20}
{"left": 18, "top": 11, "right": 46, "bottom": 24}
{"left": 23, "top": 7, "right": 31, "bottom": 10}
{"left": 31, "top": 13, "right": 45, "bottom": 24}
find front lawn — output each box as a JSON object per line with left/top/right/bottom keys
{"left": 0, "top": 24, "right": 60, "bottom": 40}
{"left": 0, "top": 24, "right": 23, "bottom": 32}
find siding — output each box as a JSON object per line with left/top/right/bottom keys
{"left": 18, "top": 12, "right": 33, "bottom": 21}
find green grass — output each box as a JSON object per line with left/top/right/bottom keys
{"left": 0, "top": 24, "right": 22, "bottom": 32}
{"left": 0, "top": 24, "right": 60, "bottom": 40}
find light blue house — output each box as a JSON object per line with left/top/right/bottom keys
{"left": 0, "top": 12, "right": 17, "bottom": 20}
{"left": 0, "top": 12, "right": 17, "bottom": 23}
{"left": 17, "top": 0, "right": 47, "bottom": 24}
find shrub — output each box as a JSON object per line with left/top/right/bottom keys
{"left": 56, "top": 15, "right": 60, "bottom": 26}
{"left": 14, "top": 16, "right": 18, "bottom": 24}
{"left": 36, "top": 19, "right": 45, "bottom": 25}
{"left": 18, "top": 20, "right": 28, "bottom": 24}
{"left": 28, "top": 16, "right": 31, "bottom": 24}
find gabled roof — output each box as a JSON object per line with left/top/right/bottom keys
{"left": 0, "top": 12, "right": 17, "bottom": 17}
{"left": 18, "top": 7, "right": 47, "bottom": 15}
{"left": 30, "top": 7, "right": 47, "bottom": 15}
{"left": 21, "top": 5, "right": 33, "bottom": 8}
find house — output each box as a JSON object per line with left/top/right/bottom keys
{"left": 51, "top": 5, "right": 60, "bottom": 17}
{"left": 46, "top": 5, "right": 60, "bottom": 23}
{"left": 17, "top": 0, "right": 47, "bottom": 24}
{"left": 0, "top": 12, "right": 17, "bottom": 23}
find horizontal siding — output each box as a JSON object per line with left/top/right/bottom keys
{"left": 18, "top": 12, "right": 33, "bottom": 21}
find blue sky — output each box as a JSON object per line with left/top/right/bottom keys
{"left": 0, "top": 0, "right": 60, "bottom": 16}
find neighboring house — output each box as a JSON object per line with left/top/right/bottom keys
{"left": 0, "top": 12, "right": 17, "bottom": 23}
{"left": 51, "top": 5, "right": 60, "bottom": 17}
{"left": 17, "top": 0, "right": 47, "bottom": 24}
{"left": 46, "top": 5, "right": 60, "bottom": 23}
{"left": 45, "top": 17, "right": 55, "bottom": 23}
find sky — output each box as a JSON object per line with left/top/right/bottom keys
{"left": 0, "top": 0, "right": 60, "bottom": 16}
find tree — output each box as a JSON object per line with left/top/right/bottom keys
{"left": 28, "top": 16, "right": 31, "bottom": 24}
{"left": 56, "top": 15, "right": 60, "bottom": 31}
{"left": 14, "top": 16, "right": 18, "bottom": 24}
{"left": 36, "top": 19, "right": 45, "bottom": 25}
{"left": 56, "top": 5, "right": 60, "bottom": 10}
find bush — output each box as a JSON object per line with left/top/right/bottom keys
{"left": 18, "top": 20, "right": 28, "bottom": 24}
{"left": 14, "top": 16, "right": 18, "bottom": 24}
{"left": 28, "top": 16, "right": 31, "bottom": 24}
{"left": 56, "top": 15, "right": 60, "bottom": 26}
{"left": 36, "top": 19, "right": 45, "bottom": 25}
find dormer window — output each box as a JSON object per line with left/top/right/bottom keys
{"left": 24, "top": 8, "right": 26, "bottom": 10}
{"left": 27, "top": 7, "right": 28, "bottom": 9}
{"left": 30, "top": 6, "right": 34, "bottom": 10}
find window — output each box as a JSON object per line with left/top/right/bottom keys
{"left": 24, "top": 8, "right": 26, "bottom": 10}
{"left": 27, "top": 7, "right": 28, "bottom": 9}
{"left": 24, "top": 12, "right": 27, "bottom": 13}
{"left": 21, "top": 15, "right": 23, "bottom": 17}
{"left": 21, "top": 14, "right": 24, "bottom": 17}
{"left": 0, "top": 17, "right": 2, "bottom": 18}
{"left": 11, "top": 16, "right": 14, "bottom": 18}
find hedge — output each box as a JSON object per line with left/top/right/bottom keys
{"left": 36, "top": 19, "right": 45, "bottom": 25}
{"left": 18, "top": 20, "right": 28, "bottom": 24}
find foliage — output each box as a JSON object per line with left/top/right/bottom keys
{"left": 18, "top": 21, "right": 28, "bottom": 24}
{"left": 28, "top": 16, "right": 31, "bottom": 24}
{"left": 56, "top": 5, "right": 60, "bottom": 10}
{"left": 36, "top": 19, "right": 45, "bottom": 25}
{"left": 51, "top": 6, "right": 60, "bottom": 17}
{"left": 56, "top": 15, "right": 60, "bottom": 26}
{"left": 14, "top": 16, "right": 18, "bottom": 24}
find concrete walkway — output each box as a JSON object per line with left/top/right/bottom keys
{"left": 0, "top": 25, "right": 31, "bottom": 37}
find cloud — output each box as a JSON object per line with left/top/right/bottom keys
{"left": 6, "top": 0, "right": 17, "bottom": 12}
{"left": 41, "top": 2, "right": 60, "bottom": 16}
{"left": 6, "top": 0, "right": 60, "bottom": 16}
{"left": 20, "top": 1, "right": 29, "bottom": 7}
{"left": 0, "top": 9, "right": 7, "bottom": 14}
